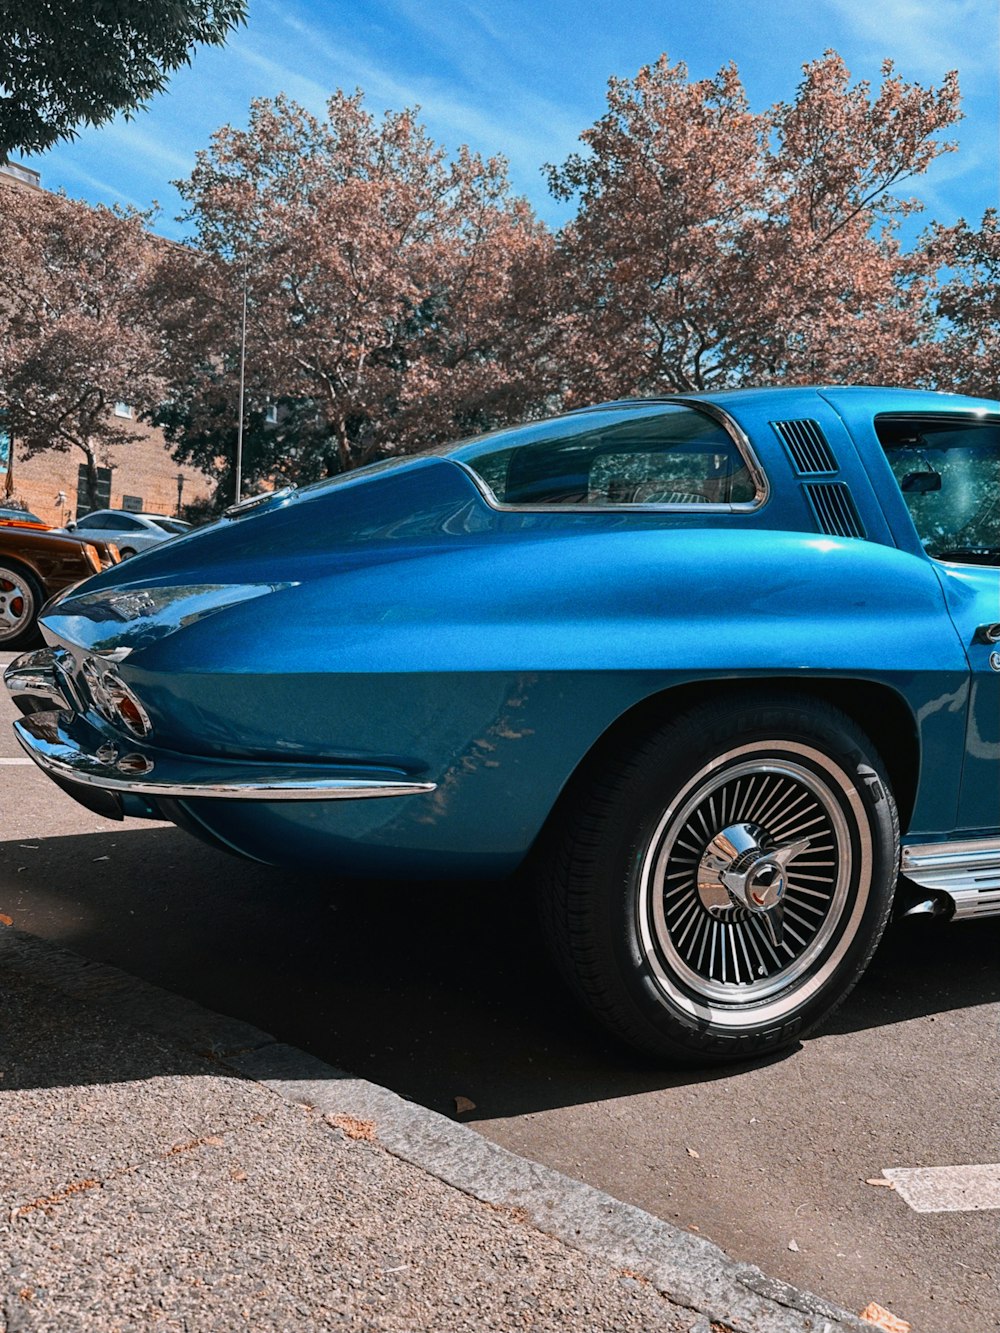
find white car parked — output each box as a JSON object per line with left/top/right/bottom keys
{"left": 59, "top": 510, "right": 192, "bottom": 558}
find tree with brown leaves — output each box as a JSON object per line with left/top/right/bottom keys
{"left": 547, "top": 52, "right": 962, "bottom": 401}
{"left": 163, "top": 92, "right": 554, "bottom": 487}
{"left": 0, "top": 183, "right": 164, "bottom": 507}
{"left": 927, "top": 209, "right": 1000, "bottom": 398}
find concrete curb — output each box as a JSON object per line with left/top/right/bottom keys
{"left": 1, "top": 925, "right": 877, "bottom": 1333}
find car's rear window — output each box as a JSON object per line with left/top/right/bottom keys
{"left": 876, "top": 415, "right": 1000, "bottom": 565}
{"left": 447, "top": 403, "right": 759, "bottom": 508}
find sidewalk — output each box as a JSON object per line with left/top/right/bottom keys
{"left": 0, "top": 927, "right": 883, "bottom": 1333}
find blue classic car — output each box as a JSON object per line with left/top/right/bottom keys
{"left": 6, "top": 386, "right": 999, "bottom": 1061}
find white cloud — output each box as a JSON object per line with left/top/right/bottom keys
{"left": 99, "top": 121, "right": 194, "bottom": 176}
{"left": 824, "top": 0, "right": 998, "bottom": 83}
{"left": 231, "top": 44, "right": 333, "bottom": 113}
{"left": 259, "top": 2, "right": 583, "bottom": 180}
{"left": 41, "top": 154, "right": 144, "bottom": 209}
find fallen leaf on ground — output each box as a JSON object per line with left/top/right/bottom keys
{"left": 858, "top": 1302, "right": 911, "bottom": 1332}
{"left": 166, "top": 1134, "right": 224, "bottom": 1157}
{"left": 326, "top": 1114, "right": 377, "bottom": 1142}
{"left": 686, "top": 1147, "right": 700, "bottom": 1158}
{"left": 788, "top": 1239, "right": 800, "bottom": 1252}
{"left": 15, "top": 1178, "right": 100, "bottom": 1216}
{"left": 865, "top": 1177, "right": 896, "bottom": 1189}
{"left": 0, "top": 914, "right": 12, "bottom": 926}
{"left": 454, "top": 1096, "right": 476, "bottom": 1114}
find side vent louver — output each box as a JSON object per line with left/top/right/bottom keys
{"left": 803, "top": 482, "right": 866, "bottom": 539}
{"left": 772, "top": 419, "right": 837, "bottom": 474}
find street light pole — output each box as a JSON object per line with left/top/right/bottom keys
{"left": 235, "top": 260, "right": 247, "bottom": 505}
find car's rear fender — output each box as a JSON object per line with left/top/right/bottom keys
{"left": 546, "top": 675, "right": 923, "bottom": 840}
{"left": 34, "top": 464, "right": 969, "bottom": 870}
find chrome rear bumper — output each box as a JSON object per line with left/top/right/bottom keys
{"left": 12, "top": 708, "right": 436, "bottom": 804}
{"left": 4, "top": 646, "right": 78, "bottom": 711}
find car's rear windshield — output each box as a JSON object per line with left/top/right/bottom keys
{"left": 876, "top": 415, "right": 1000, "bottom": 565}
{"left": 446, "top": 403, "right": 759, "bottom": 508}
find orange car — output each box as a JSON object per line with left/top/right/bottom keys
{"left": 0, "top": 522, "right": 120, "bottom": 648}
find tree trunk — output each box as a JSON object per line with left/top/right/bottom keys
{"left": 82, "top": 444, "right": 100, "bottom": 514}
{"left": 334, "top": 418, "right": 352, "bottom": 473}
{"left": 2, "top": 427, "right": 13, "bottom": 497}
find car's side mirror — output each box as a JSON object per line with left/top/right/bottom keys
{"left": 66, "top": 520, "right": 77, "bottom": 530}
{"left": 901, "top": 471, "right": 942, "bottom": 494}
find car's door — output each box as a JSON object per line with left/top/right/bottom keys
{"left": 876, "top": 412, "right": 1000, "bottom": 835}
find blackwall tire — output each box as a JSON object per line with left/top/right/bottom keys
{"left": 541, "top": 694, "right": 899, "bottom": 1064}
{"left": 0, "top": 563, "right": 44, "bottom": 649}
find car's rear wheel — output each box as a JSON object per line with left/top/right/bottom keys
{"left": 541, "top": 694, "right": 898, "bottom": 1063}
{"left": 0, "top": 562, "right": 44, "bottom": 649}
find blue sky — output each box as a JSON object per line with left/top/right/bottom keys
{"left": 18, "top": 0, "right": 1000, "bottom": 239}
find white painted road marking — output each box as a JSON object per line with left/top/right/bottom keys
{"left": 882, "top": 1164, "right": 1000, "bottom": 1212}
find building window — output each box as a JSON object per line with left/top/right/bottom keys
{"left": 264, "top": 404, "right": 279, "bottom": 426}
{"left": 114, "top": 402, "right": 133, "bottom": 419}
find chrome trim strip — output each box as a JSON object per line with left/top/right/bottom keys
{"left": 948, "top": 889, "right": 1000, "bottom": 921}
{"left": 222, "top": 485, "right": 295, "bottom": 519}
{"left": 675, "top": 398, "right": 771, "bottom": 509}
{"left": 901, "top": 838, "right": 1000, "bottom": 919}
{"left": 452, "top": 398, "right": 770, "bottom": 515}
{"left": 13, "top": 711, "right": 436, "bottom": 803}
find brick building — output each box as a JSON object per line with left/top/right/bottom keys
{"left": 0, "top": 161, "right": 213, "bottom": 524}
{"left": 7, "top": 409, "right": 211, "bottom": 526}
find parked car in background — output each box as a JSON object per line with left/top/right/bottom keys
{"left": 6, "top": 386, "right": 999, "bottom": 1062}
{"left": 0, "top": 525, "right": 120, "bottom": 647}
{"left": 58, "top": 510, "right": 192, "bottom": 558}
{"left": 0, "top": 505, "right": 49, "bottom": 528}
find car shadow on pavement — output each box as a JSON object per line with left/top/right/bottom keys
{"left": 1, "top": 825, "right": 997, "bottom": 1118}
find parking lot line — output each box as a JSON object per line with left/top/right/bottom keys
{"left": 0, "top": 758, "right": 33, "bottom": 764}
{"left": 882, "top": 1164, "right": 1000, "bottom": 1212}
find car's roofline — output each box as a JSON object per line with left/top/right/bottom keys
{"left": 455, "top": 388, "right": 996, "bottom": 442}
{"left": 584, "top": 386, "right": 999, "bottom": 415}
{"left": 77, "top": 509, "right": 171, "bottom": 519}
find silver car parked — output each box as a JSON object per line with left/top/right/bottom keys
{"left": 59, "top": 510, "right": 191, "bottom": 559}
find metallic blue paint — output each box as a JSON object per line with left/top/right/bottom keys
{"left": 8, "top": 386, "right": 999, "bottom": 872}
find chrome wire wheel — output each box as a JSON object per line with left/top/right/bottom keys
{"left": 637, "top": 741, "right": 868, "bottom": 1026}
{"left": 0, "top": 564, "right": 39, "bottom": 646}
{"left": 540, "top": 695, "right": 898, "bottom": 1063}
